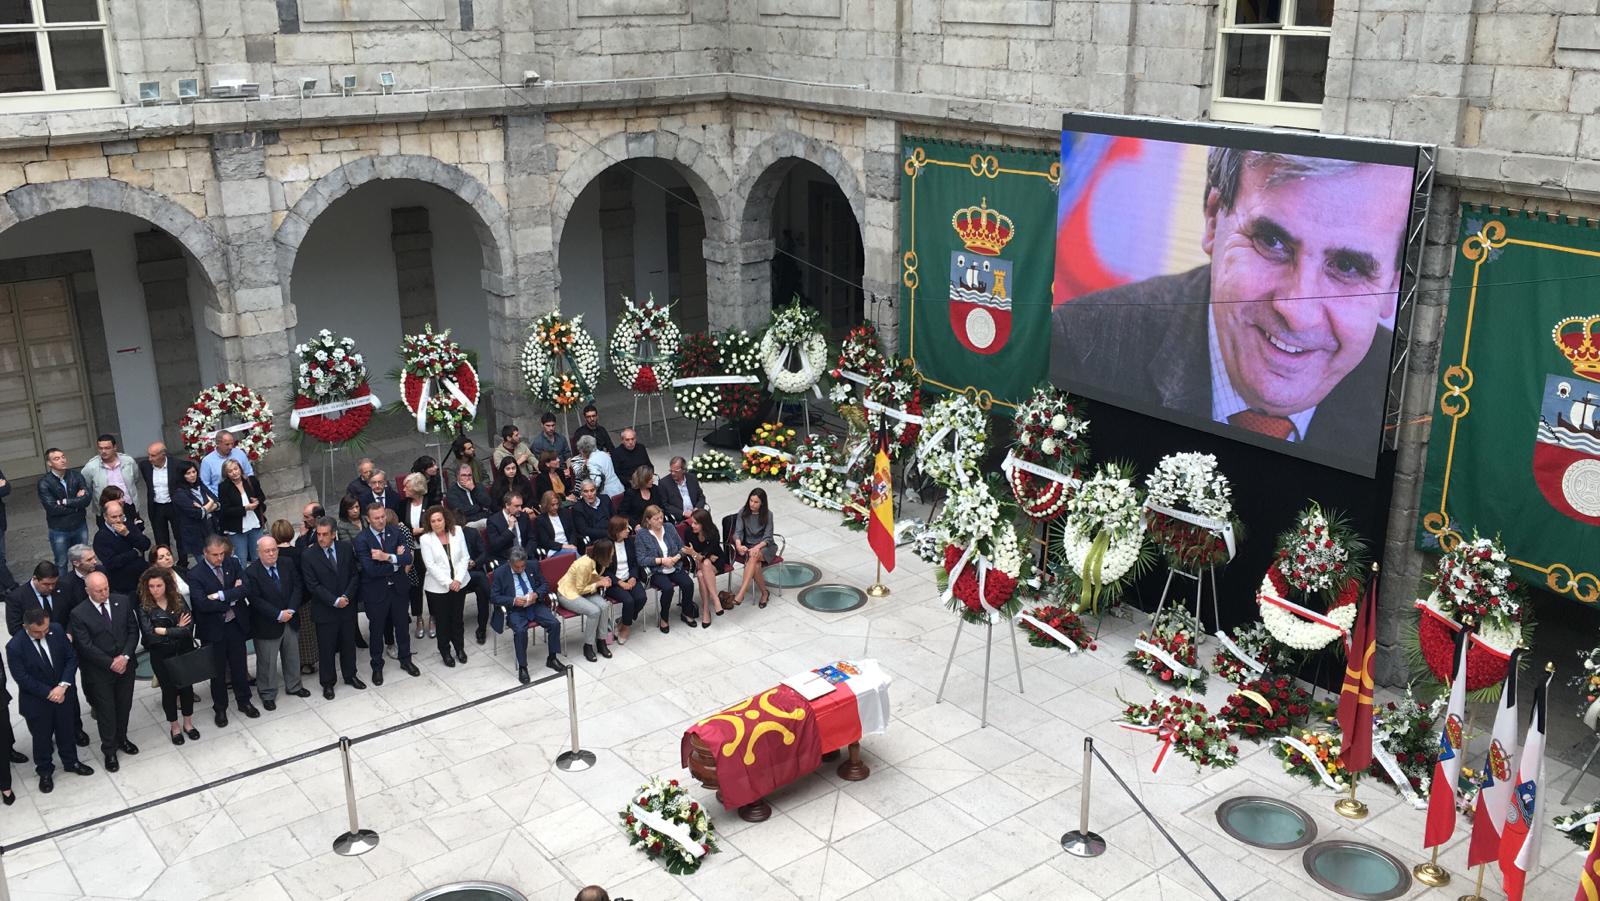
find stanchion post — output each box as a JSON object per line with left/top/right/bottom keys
{"left": 1060, "top": 737, "right": 1106, "bottom": 858}
{"left": 555, "top": 664, "right": 597, "bottom": 772}
{"left": 332, "top": 736, "right": 379, "bottom": 856}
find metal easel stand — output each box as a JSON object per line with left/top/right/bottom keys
{"left": 935, "top": 611, "right": 1025, "bottom": 728}
{"left": 320, "top": 443, "right": 342, "bottom": 505}
{"left": 1562, "top": 724, "right": 1600, "bottom": 803}
{"left": 1150, "top": 562, "right": 1221, "bottom": 635}
{"left": 630, "top": 391, "right": 671, "bottom": 446}
{"left": 772, "top": 392, "right": 813, "bottom": 436}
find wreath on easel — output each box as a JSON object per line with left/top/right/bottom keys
{"left": 1256, "top": 504, "right": 1366, "bottom": 653}
{"left": 1003, "top": 386, "right": 1089, "bottom": 521}
{"left": 609, "top": 295, "right": 681, "bottom": 394}
{"left": 290, "top": 329, "right": 379, "bottom": 445}
{"left": 521, "top": 312, "right": 600, "bottom": 412}
{"left": 398, "top": 326, "right": 479, "bottom": 436}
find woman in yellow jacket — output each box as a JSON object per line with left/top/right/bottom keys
{"left": 556, "top": 539, "right": 616, "bottom": 663}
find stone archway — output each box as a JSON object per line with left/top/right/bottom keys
{"left": 733, "top": 130, "right": 865, "bottom": 245}
{"left": 551, "top": 129, "right": 731, "bottom": 250}
{"left": 274, "top": 154, "right": 514, "bottom": 306}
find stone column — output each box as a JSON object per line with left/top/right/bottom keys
{"left": 703, "top": 236, "right": 774, "bottom": 333}
{"left": 135, "top": 230, "right": 203, "bottom": 442}
{"left": 862, "top": 117, "right": 901, "bottom": 355}
{"left": 208, "top": 132, "right": 312, "bottom": 506}
{"left": 495, "top": 113, "right": 554, "bottom": 429}
{"left": 390, "top": 206, "right": 439, "bottom": 336}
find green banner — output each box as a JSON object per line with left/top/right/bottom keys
{"left": 1419, "top": 207, "right": 1600, "bottom": 604}
{"left": 899, "top": 139, "right": 1058, "bottom": 407}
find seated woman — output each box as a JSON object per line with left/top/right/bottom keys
{"left": 634, "top": 504, "right": 697, "bottom": 633}
{"left": 618, "top": 465, "right": 666, "bottom": 526}
{"left": 489, "top": 455, "right": 534, "bottom": 514}
{"left": 555, "top": 539, "right": 616, "bottom": 663}
{"left": 731, "top": 487, "right": 777, "bottom": 608}
{"left": 682, "top": 508, "right": 728, "bottom": 624}
{"left": 604, "top": 516, "right": 647, "bottom": 644}
{"left": 531, "top": 450, "right": 574, "bottom": 507}
{"left": 532, "top": 490, "right": 581, "bottom": 558}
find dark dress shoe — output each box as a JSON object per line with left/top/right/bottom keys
{"left": 518, "top": 666, "right": 530, "bottom": 684}
{"left": 104, "top": 753, "right": 118, "bottom": 772}
{"left": 214, "top": 711, "right": 229, "bottom": 728}
{"left": 170, "top": 731, "right": 185, "bottom": 746}
{"left": 289, "top": 688, "right": 311, "bottom": 698}
{"left": 346, "top": 677, "right": 367, "bottom": 690}
{"left": 401, "top": 661, "right": 420, "bottom": 677}
{"left": 596, "top": 639, "right": 612, "bottom": 659}
{"left": 456, "top": 649, "right": 467, "bottom": 664}
{"left": 262, "top": 699, "right": 277, "bottom": 712}
{"left": 38, "top": 774, "right": 53, "bottom": 793}
{"left": 9, "top": 749, "right": 27, "bottom": 764}
{"left": 2, "top": 789, "right": 14, "bottom": 805}
{"left": 355, "top": 635, "right": 369, "bottom": 649}
{"left": 372, "top": 670, "right": 384, "bottom": 686}
{"left": 582, "top": 644, "right": 597, "bottom": 663}
{"left": 546, "top": 656, "right": 565, "bottom": 675}
{"left": 119, "top": 739, "right": 138, "bottom": 755}
{"left": 323, "top": 686, "right": 336, "bottom": 700}
{"left": 239, "top": 703, "right": 261, "bottom": 719}
{"left": 475, "top": 628, "right": 486, "bottom": 645}
{"left": 75, "top": 729, "right": 90, "bottom": 748}
{"left": 67, "top": 762, "right": 93, "bottom": 776}
{"left": 441, "top": 654, "right": 456, "bottom": 668}
{"left": 680, "top": 614, "right": 696, "bottom": 630}
{"left": 185, "top": 727, "right": 200, "bottom": 741}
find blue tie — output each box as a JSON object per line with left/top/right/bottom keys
{"left": 269, "top": 566, "right": 279, "bottom": 586}
{"left": 516, "top": 573, "right": 528, "bottom": 596}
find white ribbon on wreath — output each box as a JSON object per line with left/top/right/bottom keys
{"left": 627, "top": 804, "right": 706, "bottom": 860}
{"left": 1000, "top": 451, "right": 1081, "bottom": 489}
{"left": 838, "top": 369, "right": 871, "bottom": 386}
{"left": 918, "top": 424, "right": 972, "bottom": 486}
{"left": 1557, "top": 810, "right": 1600, "bottom": 833}
{"left": 742, "top": 445, "right": 795, "bottom": 462}
{"left": 1133, "top": 639, "right": 1200, "bottom": 682}
{"left": 672, "top": 375, "right": 761, "bottom": 387}
{"left": 941, "top": 544, "right": 993, "bottom": 606}
{"left": 862, "top": 397, "right": 925, "bottom": 425}
{"left": 1586, "top": 697, "right": 1600, "bottom": 732}
{"left": 1016, "top": 611, "right": 1079, "bottom": 652}
{"left": 767, "top": 343, "right": 825, "bottom": 398}
{"left": 1143, "top": 500, "right": 1236, "bottom": 561}
{"left": 1213, "top": 630, "right": 1266, "bottom": 676}
{"left": 217, "top": 420, "right": 262, "bottom": 435}
{"left": 414, "top": 371, "right": 477, "bottom": 435}
{"left": 1370, "top": 733, "right": 1425, "bottom": 809}
{"left": 289, "top": 394, "right": 381, "bottom": 430}
{"left": 792, "top": 488, "right": 844, "bottom": 511}
{"left": 1275, "top": 735, "right": 1343, "bottom": 791}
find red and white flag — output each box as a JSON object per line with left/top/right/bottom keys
{"left": 1501, "top": 666, "right": 1552, "bottom": 901}
{"left": 1468, "top": 648, "right": 1523, "bottom": 867}
{"left": 1425, "top": 626, "right": 1471, "bottom": 849}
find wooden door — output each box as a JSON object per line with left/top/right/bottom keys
{"left": 0, "top": 278, "right": 94, "bottom": 478}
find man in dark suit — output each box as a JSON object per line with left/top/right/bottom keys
{"left": 7, "top": 562, "right": 90, "bottom": 747}
{"left": 246, "top": 536, "right": 309, "bottom": 711}
{"left": 571, "top": 479, "right": 614, "bottom": 545}
{"left": 485, "top": 493, "right": 534, "bottom": 567}
{"left": 189, "top": 535, "right": 259, "bottom": 726}
{"left": 352, "top": 502, "right": 418, "bottom": 683}
{"left": 1050, "top": 149, "right": 1411, "bottom": 466}
{"left": 462, "top": 524, "right": 492, "bottom": 645}
{"left": 446, "top": 462, "right": 493, "bottom": 528}
{"left": 610, "top": 428, "right": 654, "bottom": 488}
{"left": 345, "top": 458, "right": 375, "bottom": 505}
{"left": 490, "top": 547, "right": 563, "bottom": 683}
{"left": 659, "top": 456, "right": 707, "bottom": 522}
{"left": 57, "top": 543, "right": 99, "bottom": 624}
{"left": 139, "top": 443, "right": 184, "bottom": 567}
{"left": 68, "top": 572, "right": 140, "bottom": 771}
{"left": 92, "top": 500, "right": 151, "bottom": 595}
{"left": 7, "top": 608, "right": 94, "bottom": 792}
{"left": 359, "top": 470, "right": 405, "bottom": 519}
{"left": 301, "top": 517, "right": 364, "bottom": 699}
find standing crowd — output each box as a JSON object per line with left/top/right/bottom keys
{"left": 0, "top": 405, "right": 780, "bottom": 803}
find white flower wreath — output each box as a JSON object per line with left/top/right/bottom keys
{"left": 520, "top": 312, "right": 602, "bottom": 411}
{"left": 1146, "top": 452, "right": 1234, "bottom": 521}
{"left": 181, "top": 383, "right": 275, "bottom": 461}
{"left": 609, "top": 294, "right": 681, "bottom": 393}
{"left": 1259, "top": 571, "right": 1360, "bottom": 651}
{"left": 760, "top": 302, "right": 829, "bottom": 396}
{"left": 916, "top": 393, "right": 988, "bottom": 488}
{"left": 1061, "top": 466, "right": 1147, "bottom": 585}
{"left": 784, "top": 433, "right": 846, "bottom": 510}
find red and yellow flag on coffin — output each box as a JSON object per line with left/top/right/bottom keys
{"left": 1336, "top": 572, "right": 1378, "bottom": 772}
{"left": 867, "top": 426, "right": 895, "bottom": 572}
{"left": 1576, "top": 810, "right": 1600, "bottom": 901}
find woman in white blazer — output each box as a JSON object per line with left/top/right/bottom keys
{"left": 418, "top": 505, "right": 472, "bottom": 668}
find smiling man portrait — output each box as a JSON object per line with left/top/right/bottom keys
{"left": 1050, "top": 145, "right": 1414, "bottom": 466}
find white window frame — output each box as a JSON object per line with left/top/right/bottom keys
{"left": 0, "top": 0, "right": 118, "bottom": 112}
{"left": 1211, "top": 0, "right": 1330, "bottom": 130}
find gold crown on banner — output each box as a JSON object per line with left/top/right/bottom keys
{"left": 951, "top": 198, "right": 1014, "bottom": 256}
{"left": 1553, "top": 315, "right": 1600, "bottom": 381}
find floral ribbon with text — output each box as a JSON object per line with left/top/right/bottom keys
{"left": 1143, "top": 501, "right": 1236, "bottom": 561}
{"left": 290, "top": 394, "right": 382, "bottom": 430}
{"left": 627, "top": 804, "right": 706, "bottom": 859}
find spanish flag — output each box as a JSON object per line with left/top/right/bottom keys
{"left": 1575, "top": 808, "right": 1600, "bottom": 901}
{"left": 867, "top": 424, "right": 895, "bottom": 572}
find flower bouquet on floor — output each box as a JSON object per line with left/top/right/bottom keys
{"left": 717, "top": 330, "right": 766, "bottom": 422}
{"left": 760, "top": 297, "right": 830, "bottom": 399}
{"left": 934, "top": 478, "right": 1033, "bottom": 624}
{"left": 1211, "top": 622, "right": 1295, "bottom": 685}
{"left": 610, "top": 294, "right": 681, "bottom": 394}
{"left": 1144, "top": 452, "right": 1240, "bottom": 570}
{"left": 1369, "top": 687, "right": 1443, "bottom": 804}
{"left": 1127, "top": 607, "right": 1208, "bottom": 695}
{"left": 289, "top": 329, "right": 378, "bottom": 447}
{"left": 672, "top": 331, "right": 722, "bottom": 423}
{"left": 396, "top": 325, "right": 480, "bottom": 436}
{"left": 1053, "top": 461, "right": 1151, "bottom": 616}
{"left": 1406, "top": 532, "right": 1534, "bottom": 699}
{"left": 832, "top": 322, "right": 885, "bottom": 385}
{"left": 521, "top": 312, "right": 600, "bottom": 412}
{"left": 916, "top": 392, "right": 988, "bottom": 488}
{"left": 1120, "top": 695, "right": 1239, "bottom": 772}
{"left": 1271, "top": 730, "right": 1350, "bottom": 791}
{"left": 784, "top": 432, "right": 845, "bottom": 510}
{"left": 1554, "top": 800, "right": 1600, "bottom": 848}
{"left": 742, "top": 421, "right": 796, "bottom": 480}
{"left": 1219, "top": 675, "right": 1311, "bottom": 742}
{"left": 1016, "top": 597, "right": 1097, "bottom": 653}
{"left": 840, "top": 450, "right": 874, "bottom": 532}
{"left": 182, "top": 383, "right": 276, "bottom": 461}
{"left": 619, "top": 777, "right": 718, "bottom": 875}
{"left": 1257, "top": 503, "right": 1367, "bottom": 654}
{"left": 865, "top": 356, "right": 923, "bottom": 459}
{"left": 1005, "top": 386, "right": 1090, "bottom": 522}
{"left": 687, "top": 450, "right": 742, "bottom": 483}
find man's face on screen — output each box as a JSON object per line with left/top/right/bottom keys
{"left": 1203, "top": 159, "right": 1410, "bottom": 417}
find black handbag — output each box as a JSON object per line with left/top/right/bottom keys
{"left": 164, "top": 643, "right": 218, "bottom": 688}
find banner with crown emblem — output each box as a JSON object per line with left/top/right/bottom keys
{"left": 1418, "top": 207, "right": 1600, "bottom": 606}
{"left": 900, "top": 139, "right": 1060, "bottom": 407}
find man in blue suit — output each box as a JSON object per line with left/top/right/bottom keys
{"left": 7, "top": 608, "right": 94, "bottom": 793}
{"left": 352, "top": 502, "right": 418, "bottom": 683}
{"left": 571, "top": 479, "right": 614, "bottom": 545}
{"left": 490, "top": 547, "right": 563, "bottom": 684}
{"left": 188, "top": 535, "right": 259, "bottom": 727}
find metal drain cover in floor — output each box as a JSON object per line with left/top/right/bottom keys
{"left": 1302, "top": 841, "right": 1412, "bottom": 899}
{"left": 1215, "top": 796, "right": 1317, "bottom": 850}
{"left": 798, "top": 583, "right": 868, "bottom": 612}
{"left": 409, "top": 883, "right": 527, "bottom": 901}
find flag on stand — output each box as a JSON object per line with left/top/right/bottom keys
{"left": 1502, "top": 665, "right": 1552, "bottom": 901}
{"left": 1468, "top": 648, "right": 1523, "bottom": 867}
{"left": 1425, "top": 626, "right": 1472, "bottom": 849}
{"left": 1575, "top": 808, "right": 1600, "bottom": 901}
{"left": 866, "top": 419, "right": 895, "bottom": 573}
{"left": 1336, "top": 572, "right": 1378, "bottom": 771}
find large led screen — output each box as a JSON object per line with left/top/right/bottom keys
{"left": 1049, "top": 113, "right": 1422, "bottom": 477}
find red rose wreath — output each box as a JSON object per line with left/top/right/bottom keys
{"left": 290, "top": 329, "right": 378, "bottom": 445}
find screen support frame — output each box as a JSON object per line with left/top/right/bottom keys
{"left": 1384, "top": 144, "right": 1437, "bottom": 452}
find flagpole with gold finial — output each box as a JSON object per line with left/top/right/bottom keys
{"left": 868, "top": 562, "right": 890, "bottom": 597}
{"left": 1415, "top": 610, "right": 1471, "bottom": 889}
{"left": 1335, "top": 561, "right": 1379, "bottom": 820}
{"left": 1456, "top": 863, "right": 1486, "bottom": 901}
